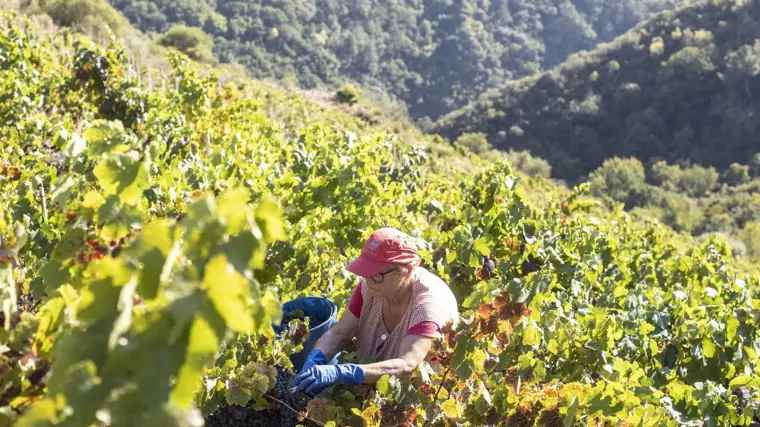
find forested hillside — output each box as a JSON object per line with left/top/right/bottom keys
{"left": 435, "top": 0, "right": 760, "bottom": 181}
{"left": 106, "top": 0, "right": 679, "bottom": 119}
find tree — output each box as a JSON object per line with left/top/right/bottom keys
{"left": 739, "top": 221, "right": 760, "bottom": 258}
{"left": 589, "top": 157, "right": 646, "bottom": 207}
{"left": 157, "top": 24, "right": 214, "bottom": 63}
{"left": 45, "top": 0, "right": 129, "bottom": 36}
{"left": 454, "top": 132, "right": 491, "bottom": 155}
{"left": 721, "top": 163, "right": 750, "bottom": 186}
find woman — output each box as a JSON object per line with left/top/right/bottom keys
{"left": 290, "top": 227, "right": 459, "bottom": 395}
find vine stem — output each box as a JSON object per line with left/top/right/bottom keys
{"left": 263, "top": 392, "right": 325, "bottom": 426}
{"left": 434, "top": 365, "right": 451, "bottom": 400}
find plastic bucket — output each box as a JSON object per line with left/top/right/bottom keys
{"left": 276, "top": 296, "right": 339, "bottom": 372}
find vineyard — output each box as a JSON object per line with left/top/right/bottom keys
{"left": 1, "top": 12, "right": 759, "bottom": 427}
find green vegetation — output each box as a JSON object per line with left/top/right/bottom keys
{"left": 587, "top": 157, "right": 760, "bottom": 265}
{"left": 157, "top": 24, "right": 214, "bottom": 63}
{"left": 106, "top": 0, "right": 680, "bottom": 119}
{"left": 1, "top": 8, "right": 759, "bottom": 427}
{"left": 435, "top": 0, "right": 760, "bottom": 181}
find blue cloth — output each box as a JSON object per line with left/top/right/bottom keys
{"left": 290, "top": 364, "right": 365, "bottom": 396}
{"left": 300, "top": 349, "right": 327, "bottom": 373}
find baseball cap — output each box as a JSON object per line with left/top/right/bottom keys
{"left": 345, "top": 227, "right": 418, "bottom": 277}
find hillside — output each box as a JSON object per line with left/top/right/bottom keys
{"left": 105, "top": 0, "right": 680, "bottom": 120}
{"left": 1, "top": 6, "right": 759, "bottom": 427}
{"left": 435, "top": 0, "right": 760, "bottom": 181}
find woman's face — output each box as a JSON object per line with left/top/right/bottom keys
{"left": 364, "top": 264, "right": 411, "bottom": 299}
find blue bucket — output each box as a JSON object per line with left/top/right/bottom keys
{"left": 276, "top": 296, "right": 339, "bottom": 372}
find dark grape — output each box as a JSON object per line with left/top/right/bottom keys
{"left": 204, "top": 366, "right": 319, "bottom": 427}
{"left": 521, "top": 260, "right": 540, "bottom": 275}
{"left": 482, "top": 256, "right": 495, "bottom": 279}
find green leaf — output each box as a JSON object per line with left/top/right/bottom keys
{"left": 65, "top": 132, "right": 87, "bottom": 160}
{"left": 94, "top": 153, "right": 149, "bottom": 206}
{"left": 255, "top": 196, "right": 285, "bottom": 241}
{"left": 203, "top": 254, "right": 254, "bottom": 333}
{"left": 217, "top": 187, "right": 250, "bottom": 235}
{"left": 507, "top": 279, "right": 530, "bottom": 304}
{"left": 727, "top": 318, "right": 739, "bottom": 343}
{"left": 172, "top": 315, "right": 219, "bottom": 409}
{"left": 84, "top": 120, "right": 129, "bottom": 156}
{"left": 522, "top": 221, "right": 537, "bottom": 245}
{"left": 250, "top": 287, "right": 281, "bottom": 333}
{"left": 467, "top": 250, "right": 481, "bottom": 268}
{"left": 563, "top": 396, "right": 579, "bottom": 427}
{"left": 51, "top": 176, "right": 76, "bottom": 209}
{"left": 473, "top": 238, "right": 491, "bottom": 256}
{"left": 224, "top": 383, "right": 251, "bottom": 407}
{"left": 134, "top": 219, "right": 174, "bottom": 299}
{"left": 108, "top": 276, "right": 136, "bottom": 350}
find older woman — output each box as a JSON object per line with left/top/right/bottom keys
{"left": 290, "top": 227, "right": 460, "bottom": 395}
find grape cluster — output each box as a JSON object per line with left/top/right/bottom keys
{"left": 733, "top": 387, "right": 760, "bottom": 426}
{"left": 204, "top": 367, "right": 319, "bottom": 427}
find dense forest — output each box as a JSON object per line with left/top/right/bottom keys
{"left": 105, "top": 0, "right": 680, "bottom": 119}
{"left": 435, "top": 0, "right": 760, "bottom": 181}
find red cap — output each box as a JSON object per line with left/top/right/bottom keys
{"left": 346, "top": 228, "right": 419, "bottom": 277}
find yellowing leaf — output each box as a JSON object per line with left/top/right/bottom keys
{"left": 729, "top": 375, "right": 753, "bottom": 389}
{"left": 441, "top": 398, "right": 463, "bottom": 419}
{"left": 702, "top": 339, "right": 716, "bottom": 358}
{"left": 638, "top": 321, "right": 655, "bottom": 336}
{"left": 14, "top": 397, "right": 58, "bottom": 426}
{"left": 203, "top": 254, "right": 254, "bottom": 333}
{"left": 82, "top": 191, "right": 106, "bottom": 210}
{"left": 472, "top": 348, "right": 488, "bottom": 371}
{"left": 522, "top": 320, "right": 541, "bottom": 346}
{"left": 548, "top": 339, "right": 559, "bottom": 355}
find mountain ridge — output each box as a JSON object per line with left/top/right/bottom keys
{"left": 434, "top": 0, "right": 760, "bottom": 180}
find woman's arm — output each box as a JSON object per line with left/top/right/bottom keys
{"left": 357, "top": 334, "right": 433, "bottom": 383}
{"left": 311, "top": 309, "right": 359, "bottom": 361}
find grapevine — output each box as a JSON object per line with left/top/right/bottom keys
{"left": 0, "top": 10, "right": 757, "bottom": 427}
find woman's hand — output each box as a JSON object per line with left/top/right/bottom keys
{"left": 299, "top": 349, "right": 328, "bottom": 373}
{"left": 290, "top": 364, "right": 365, "bottom": 395}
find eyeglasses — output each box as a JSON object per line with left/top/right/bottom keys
{"left": 370, "top": 267, "right": 396, "bottom": 283}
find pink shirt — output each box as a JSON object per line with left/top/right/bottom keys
{"left": 348, "top": 267, "right": 459, "bottom": 361}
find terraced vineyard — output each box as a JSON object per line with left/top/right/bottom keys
{"left": 0, "top": 12, "right": 759, "bottom": 427}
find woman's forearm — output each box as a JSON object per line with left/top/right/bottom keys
{"left": 356, "top": 357, "right": 416, "bottom": 384}
{"left": 312, "top": 328, "right": 352, "bottom": 360}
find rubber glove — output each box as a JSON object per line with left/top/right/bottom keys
{"left": 289, "top": 364, "right": 365, "bottom": 396}
{"left": 300, "top": 349, "right": 327, "bottom": 373}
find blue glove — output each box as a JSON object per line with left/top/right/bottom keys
{"left": 289, "top": 364, "right": 365, "bottom": 396}
{"left": 300, "top": 349, "right": 328, "bottom": 373}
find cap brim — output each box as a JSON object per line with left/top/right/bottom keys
{"left": 346, "top": 255, "right": 389, "bottom": 277}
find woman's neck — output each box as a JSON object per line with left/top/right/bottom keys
{"left": 385, "top": 275, "right": 414, "bottom": 305}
